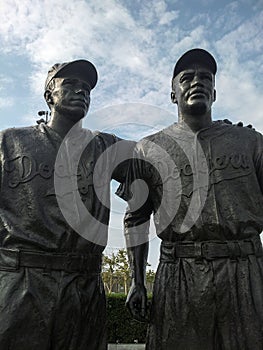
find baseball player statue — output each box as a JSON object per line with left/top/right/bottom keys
{"left": 119, "top": 48, "right": 263, "bottom": 350}
{"left": 0, "top": 59, "right": 133, "bottom": 349}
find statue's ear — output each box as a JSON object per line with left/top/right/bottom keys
{"left": 171, "top": 91, "right": 177, "bottom": 104}
{"left": 213, "top": 89, "right": 216, "bottom": 102}
{"left": 44, "top": 90, "right": 53, "bottom": 105}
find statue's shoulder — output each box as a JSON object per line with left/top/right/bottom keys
{"left": 138, "top": 123, "right": 178, "bottom": 146}
{"left": 93, "top": 130, "right": 120, "bottom": 142}
{"left": 0, "top": 125, "right": 38, "bottom": 140}
{"left": 223, "top": 120, "right": 261, "bottom": 139}
{"left": 92, "top": 130, "right": 136, "bottom": 147}
{"left": 219, "top": 119, "right": 260, "bottom": 133}
{"left": 139, "top": 125, "right": 169, "bottom": 141}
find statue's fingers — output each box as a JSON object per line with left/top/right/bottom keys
{"left": 246, "top": 124, "right": 253, "bottom": 129}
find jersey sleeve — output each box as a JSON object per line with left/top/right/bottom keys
{"left": 111, "top": 138, "right": 136, "bottom": 183}
{"left": 116, "top": 143, "right": 153, "bottom": 247}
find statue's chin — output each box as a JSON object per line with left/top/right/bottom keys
{"left": 57, "top": 106, "right": 87, "bottom": 122}
{"left": 188, "top": 103, "right": 207, "bottom": 116}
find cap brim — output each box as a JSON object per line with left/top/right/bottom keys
{"left": 173, "top": 48, "right": 217, "bottom": 78}
{"left": 54, "top": 59, "right": 98, "bottom": 89}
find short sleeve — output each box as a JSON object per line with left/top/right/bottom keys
{"left": 116, "top": 144, "right": 154, "bottom": 247}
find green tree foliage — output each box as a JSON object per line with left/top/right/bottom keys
{"left": 102, "top": 252, "right": 119, "bottom": 294}
{"left": 115, "top": 249, "right": 130, "bottom": 295}
{"left": 102, "top": 249, "right": 155, "bottom": 295}
{"left": 146, "top": 269, "right": 155, "bottom": 290}
{"left": 107, "top": 294, "right": 150, "bottom": 343}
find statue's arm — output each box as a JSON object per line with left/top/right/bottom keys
{"left": 124, "top": 202, "right": 151, "bottom": 322}
{"left": 126, "top": 242, "right": 149, "bottom": 322}
{"left": 111, "top": 139, "right": 136, "bottom": 183}
{"left": 117, "top": 148, "right": 152, "bottom": 322}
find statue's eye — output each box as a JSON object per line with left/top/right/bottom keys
{"left": 200, "top": 73, "right": 212, "bottom": 82}
{"left": 180, "top": 74, "right": 192, "bottom": 83}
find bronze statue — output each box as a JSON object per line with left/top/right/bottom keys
{"left": 119, "top": 49, "right": 263, "bottom": 349}
{"left": 0, "top": 60, "right": 134, "bottom": 349}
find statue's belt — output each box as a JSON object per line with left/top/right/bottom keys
{"left": 160, "top": 236, "right": 263, "bottom": 262}
{"left": 0, "top": 249, "right": 102, "bottom": 273}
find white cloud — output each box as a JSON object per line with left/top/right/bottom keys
{"left": 137, "top": 0, "right": 179, "bottom": 26}
{"left": 0, "top": 75, "right": 15, "bottom": 108}
{"left": 215, "top": 10, "right": 263, "bottom": 61}
{"left": 213, "top": 9, "right": 263, "bottom": 131}
{"left": 159, "top": 11, "right": 179, "bottom": 25}
{"left": 86, "top": 102, "right": 176, "bottom": 135}
{"left": 0, "top": 0, "right": 262, "bottom": 135}
{"left": 0, "top": 0, "right": 155, "bottom": 101}
{"left": 0, "top": 75, "right": 14, "bottom": 87}
{"left": 216, "top": 72, "right": 263, "bottom": 126}
{"left": 1, "top": 0, "right": 263, "bottom": 265}
{"left": 0, "top": 97, "right": 14, "bottom": 108}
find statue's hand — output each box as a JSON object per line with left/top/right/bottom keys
{"left": 126, "top": 282, "right": 148, "bottom": 323}
{"left": 223, "top": 119, "right": 254, "bottom": 129}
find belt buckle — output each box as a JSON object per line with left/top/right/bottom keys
{"left": 227, "top": 241, "right": 240, "bottom": 262}
{"left": 237, "top": 241, "right": 248, "bottom": 260}
{"left": 195, "top": 242, "right": 213, "bottom": 262}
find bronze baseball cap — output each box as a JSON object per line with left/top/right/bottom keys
{"left": 172, "top": 48, "right": 217, "bottom": 79}
{"left": 45, "top": 59, "right": 98, "bottom": 91}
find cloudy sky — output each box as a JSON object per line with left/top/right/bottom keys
{"left": 0, "top": 0, "right": 263, "bottom": 269}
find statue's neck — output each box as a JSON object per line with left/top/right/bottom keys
{"left": 178, "top": 112, "right": 212, "bottom": 133}
{"left": 47, "top": 112, "right": 83, "bottom": 139}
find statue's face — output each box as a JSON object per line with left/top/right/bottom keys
{"left": 172, "top": 64, "right": 216, "bottom": 116}
{"left": 50, "top": 77, "right": 91, "bottom": 121}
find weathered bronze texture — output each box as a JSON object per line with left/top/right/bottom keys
{"left": 0, "top": 60, "right": 134, "bottom": 349}
{"left": 120, "top": 48, "right": 263, "bottom": 349}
